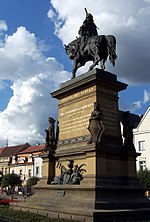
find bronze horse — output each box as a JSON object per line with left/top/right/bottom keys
{"left": 65, "top": 35, "right": 117, "bottom": 79}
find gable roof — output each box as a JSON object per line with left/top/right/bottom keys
{"left": 0, "top": 148, "right": 5, "bottom": 155}
{"left": 136, "top": 107, "right": 150, "bottom": 131}
{"left": 0, "top": 143, "right": 30, "bottom": 157}
{"left": 18, "top": 144, "right": 45, "bottom": 154}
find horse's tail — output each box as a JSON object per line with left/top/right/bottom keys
{"left": 105, "top": 35, "right": 117, "bottom": 66}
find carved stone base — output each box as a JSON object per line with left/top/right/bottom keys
{"left": 11, "top": 69, "right": 150, "bottom": 221}
{"left": 11, "top": 183, "right": 150, "bottom": 222}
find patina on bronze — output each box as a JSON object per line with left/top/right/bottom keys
{"left": 122, "top": 111, "right": 135, "bottom": 150}
{"left": 51, "top": 160, "right": 86, "bottom": 185}
{"left": 65, "top": 9, "right": 117, "bottom": 79}
{"left": 45, "top": 117, "right": 57, "bottom": 151}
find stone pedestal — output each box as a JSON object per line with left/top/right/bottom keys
{"left": 11, "top": 69, "right": 150, "bottom": 222}
{"left": 51, "top": 69, "right": 136, "bottom": 185}
{"left": 38, "top": 151, "right": 55, "bottom": 186}
{"left": 52, "top": 68, "right": 125, "bottom": 143}
{"left": 50, "top": 69, "right": 149, "bottom": 210}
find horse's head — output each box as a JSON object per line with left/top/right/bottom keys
{"left": 64, "top": 38, "right": 80, "bottom": 60}
{"left": 64, "top": 43, "right": 77, "bottom": 59}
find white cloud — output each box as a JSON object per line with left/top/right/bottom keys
{"left": 47, "top": 8, "right": 56, "bottom": 20}
{"left": 126, "top": 16, "right": 137, "bottom": 27}
{"left": 0, "top": 27, "right": 42, "bottom": 82}
{"left": 0, "top": 25, "right": 70, "bottom": 147}
{"left": 120, "top": 89, "right": 150, "bottom": 113}
{"left": 0, "top": 20, "right": 7, "bottom": 31}
{"left": 143, "top": 89, "right": 150, "bottom": 104}
{"left": 139, "top": 6, "right": 150, "bottom": 15}
{"left": 144, "top": 0, "right": 150, "bottom": 3}
{"left": 130, "top": 101, "right": 142, "bottom": 112}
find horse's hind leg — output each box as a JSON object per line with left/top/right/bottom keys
{"left": 89, "top": 48, "right": 100, "bottom": 70}
{"left": 89, "top": 61, "right": 98, "bottom": 70}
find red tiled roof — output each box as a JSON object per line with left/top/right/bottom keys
{"left": 0, "top": 148, "right": 5, "bottom": 154}
{"left": 0, "top": 143, "right": 30, "bottom": 157}
{"left": 18, "top": 144, "right": 45, "bottom": 154}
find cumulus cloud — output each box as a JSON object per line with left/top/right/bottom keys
{"left": 0, "top": 26, "right": 46, "bottom": 83}
{"left": 143, "top": 89, "right": 150, "bottom": 103}
{"left": 0, "top": 20, "right": 7, "bottom": 31}
{"left": 49, "top": 0, "right": 150, "bottom": 83}
{"left": 0, "top": 20, "right": 8, "bottom": 47}
{"left": 0, "top": 26, "right": 70, "bottom": 146}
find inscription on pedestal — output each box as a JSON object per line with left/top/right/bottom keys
{"left": 59, "top": 86, "right": 95, "bottom": 105}
{"left": 59, "top": 103, "right": 93, "bottom": 137}
{"left": 102, "top": 103, "right": 120, "bottom": 136}
{"left": 103, "top": 105, "right": 118, "bottom": 129}
{"left": 58, "top": 87, "right": 96, "bottom": 140}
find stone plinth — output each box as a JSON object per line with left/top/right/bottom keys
{"left": 11, "top": 69, "right": 150, "bottom": 222}
{"left": 38, "top": 152, "right": 55, "bottom": 185}
{"left": 51, "top": 68, "right": 127, "bottom": 143}
{"left": 51, "top": 68, "right": 150, "bottom": 213}
{"left": 51, "top": 69, "right": 129, "bottom": 181}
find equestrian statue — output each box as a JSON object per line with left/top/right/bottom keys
{"left": 65, "top": 9, "right": 117, "bottom": 79}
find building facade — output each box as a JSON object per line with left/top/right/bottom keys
{"left": 10, "top": 144, "right": 45, "bottom": 185}
{"left": 134, "top": 107, "right": 150, "bottom": 171}
{"left": 0, "top": 144, "right": 45, "bottom": 187}
{"left": 0, "top": 143, "right": 30, "bottom": 176}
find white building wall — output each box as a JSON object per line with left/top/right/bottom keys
{"left": 34, "top": 157, "right": 42, "bottom": 178}
{"left": 134, "top": 107, "right": 150, "bottom": 171}
{"left": 134, "top": 131, "right": 150, "bottom": 171}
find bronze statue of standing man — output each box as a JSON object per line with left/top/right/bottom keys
{"left": 45, "top": 117, "right": 57, "bottom": 151}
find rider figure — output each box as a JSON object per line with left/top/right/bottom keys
{"left": 78, "top": 9, "right": 98, "bottom": 51}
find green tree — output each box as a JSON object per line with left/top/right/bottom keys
{"left": 1, "top": 173, "right": 22, "bottom": 190}
{"left": 137, "top": 169, "right": 150, "bottom": 188}
{"left": 26, "top": 176, "right": 40, "bottom": 187}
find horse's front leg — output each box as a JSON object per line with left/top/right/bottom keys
{"left": 89, "top": 48, "right": 100, "bottom": 71}
{"left": 72, "top": 56, "right": 80, "bottom": 79}
{"left": 100, "top": 60, "right": 105, "bottom": 70}
{"left": 72, "top": 60, "right": 78, "bottom": 79}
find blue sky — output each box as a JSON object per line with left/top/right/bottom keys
{"left": 0, "top": 0, "right": 150, "bottom": 146}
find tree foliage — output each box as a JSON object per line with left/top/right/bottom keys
{"left": 26, "top": 176, "right": 40, "bottom": 187}
{"left": 1, "top": 173, "right": 22, "bottom": 189}
{"left": 137, "top": 169, "right": 150, "bottom": 188}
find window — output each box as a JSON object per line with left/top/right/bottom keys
{"left": 5, "top": 168, "right": 7, "bottom": 175}
{"left": 36, "top": 166, "right": 39, "bottom": 175}
{"left": 139, "top": 141, "right": 145, "bottom": 151}
{"left": 19, "top": 170, "right": 22, "bottom": 179}
{"left": 28, "top": 169, "right": 31, "bottom": 177}
{"left": 139, "top": 161, "right": 146, "bottom": 171}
